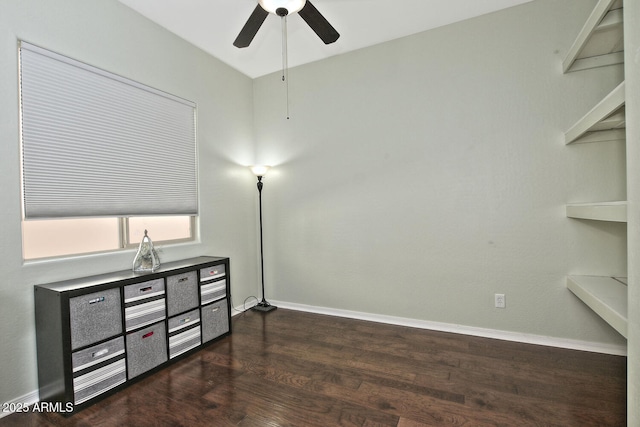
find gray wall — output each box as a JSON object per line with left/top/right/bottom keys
{"left": 253, "top": 0, "right": 627, "bottom": 346}
{"left": 0, "top": 0, "right": 259, "bottom": 405}
{"left": 625, "top": 0, "right": 639, "bottom": 423}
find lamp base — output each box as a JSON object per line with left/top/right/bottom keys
{"left": 252, "top": 301, "right": 277, "bottom": 312}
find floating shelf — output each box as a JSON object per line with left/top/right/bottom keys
{"left": 565, "top": 81, "right": 625, "bottom": 145}
{"left": 567, "top": 275, "right": 627, "bottom": 338}
{"left": 566, "top": 201, "right": 627, "bottom": 222}
{"left": 563, "top": 0, "right": 624, "bottom": 73}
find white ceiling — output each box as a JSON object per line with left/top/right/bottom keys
{"left": 119, "top": 0, "right": 534, "bottom": 79}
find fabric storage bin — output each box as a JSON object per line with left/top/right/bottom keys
{"left": 72, "top": 336, "right": 126, "bottom": 405}
{"left": 125, "top": 298, "right": 166, "bottom": 332}
{"left": 201, "top": 299, "right": 229, "bottom": 343}
{"left": 166, "top": 271, "right": 198, "bottom": 317}
{"left": 72, "top": 336, "right": 125, "bottom": 373}
{"left": 169, "top": 309, "right": 201, "bottom": 359}
{"left": 73, "top": 358, "right": 126, "bottom": 405}
{"left": 200, "top": 279, "right": 227, "bottom": 305}
{"left": 72, "top": 337, "right": 126, "bottom": 404}
{"left": 168, "top": 326, "right": 201, "bottom": 359}
{"left": 124, "top": 279, "right": 166, "bottom": 332}
{"left": 124, "top": 278, "right": 164, "bottom": 303}
{"left": 126, "top": 322, "right": 167, "bottom": 379}
{"left": 199, "top": 264, "right": 225, "bottom": 282}
{"left": 69, "top": 288, "right": 122, "bottom": 350}
{"left": 168, "top": 308, "right": 201, "bottom": 359}
{"left": 168, "top": 308, "right": 200, "bottom": 334}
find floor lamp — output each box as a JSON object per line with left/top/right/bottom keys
{"left": 250, "top": 165, "right": 277, "bottom": 312}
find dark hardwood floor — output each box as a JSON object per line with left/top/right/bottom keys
{"left": 2, "top": 309, "right": 626, "bottom": 426}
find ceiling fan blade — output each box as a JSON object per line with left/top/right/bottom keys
{"left": 298, "top": 1, "right": 340, "bottom": 45}
{"left": 233, "top": 5, "right": 269, "bottom": 48}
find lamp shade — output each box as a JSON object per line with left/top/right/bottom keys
{"left": 258, "top": 0, "right": 306, "bottom": 14}
{"left": 250, "top": 165, "right": 271, "bottom": 177}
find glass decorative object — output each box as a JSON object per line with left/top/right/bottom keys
{"left": 133, "top": 229, "right": 160, "bottom": 272}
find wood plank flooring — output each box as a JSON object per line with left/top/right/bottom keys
{"left": 1, "top": 309, "right": 626, "bottom": 426}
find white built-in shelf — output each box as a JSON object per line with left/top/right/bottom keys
{"left": 566, "top": 201, "right": 627, "bottom": 222}
{"left": 565, "top": 81, "right": 625, "bottom": 145}
{"left": 567, "top": 275, "right": 627, "bottom": 338}
{"left": 563, "top": 0, "right": 624, "bottom": 73}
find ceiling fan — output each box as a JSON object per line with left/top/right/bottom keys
{"left": 234, "top": 0, "right": 340, "bottom": 48}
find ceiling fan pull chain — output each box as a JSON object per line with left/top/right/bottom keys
{"left": 281, "top": 14, "right": 290, "bottom": 119}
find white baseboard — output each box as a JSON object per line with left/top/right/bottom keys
{"left": 269, "top": 300, "right": 628, "bottom": 356}
{"left": 231, "top": 301, "right": 258, "bottom": 315}
{"left": 0, "top": 389, "right": 39, "bottom": 419}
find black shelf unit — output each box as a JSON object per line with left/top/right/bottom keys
{"left": 34, "top": 256, "right": 231, "bottom": 414}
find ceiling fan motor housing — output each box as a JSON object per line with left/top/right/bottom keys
{"left": 258, "top": 0, "right": 306, "bottom": 15}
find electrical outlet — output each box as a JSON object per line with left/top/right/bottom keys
{"left": 495, "top": 293, "right": 506, "bottom": 308}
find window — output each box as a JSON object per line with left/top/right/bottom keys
{"left": 22, "top": 216, "right": 194, "bottom": 260}
{"left": 127, "top": 216, "right": 194, "bottom": 246}
{"left": 23, "top": 218, "right": 120, "bottom": 260}
{"left": 19, "top": 42, "right": 198, "bottom": 260}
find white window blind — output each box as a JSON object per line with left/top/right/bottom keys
{"left": 19, "top": 41, "right": 198, "bottom": 219}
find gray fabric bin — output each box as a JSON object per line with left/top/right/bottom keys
{"left": 69, "top": 288, "right": 122, "bottom": 350}
{"left": 126, "top": 322, "right": 167, "bottom": 379}
{"left": 201, "top": 299, "right": 229, "bottom": 343}
{"left": 166, "top": 271, "right": 198, "bottom": 317}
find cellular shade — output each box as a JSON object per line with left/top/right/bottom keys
{"left": 19, "top": 41, "right": 198, "bottom": 219}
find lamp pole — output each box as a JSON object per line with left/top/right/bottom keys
{"left": 251, "top": 167, "right": 276, "bottom": 312}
